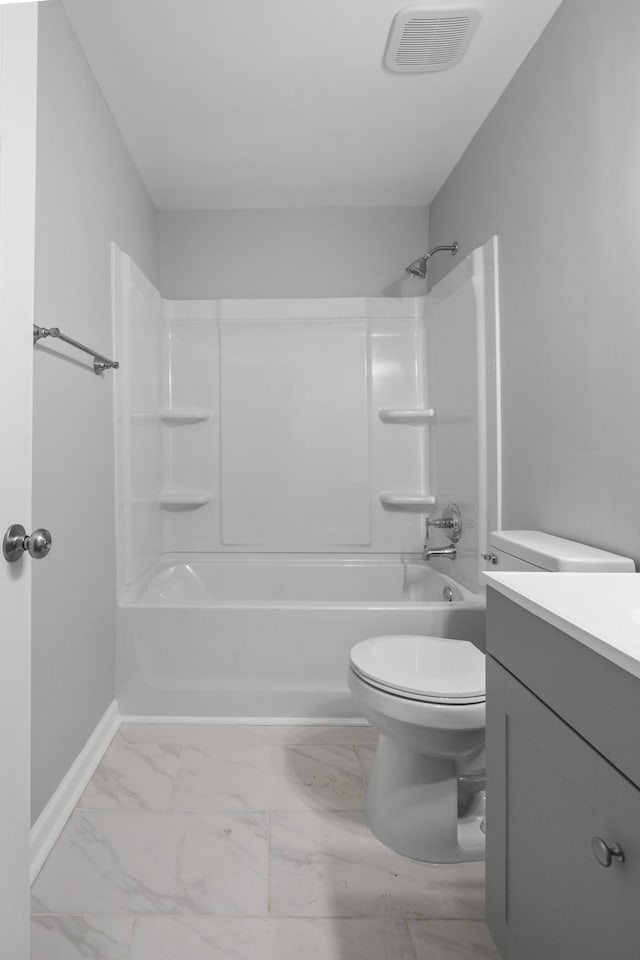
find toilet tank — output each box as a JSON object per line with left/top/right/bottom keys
{"left": 488, "top": 530, "right": 635, "bottom": 573}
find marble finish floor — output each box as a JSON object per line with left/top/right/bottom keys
{"left": 32, "top": 723, "right": 499, "bottom": 959}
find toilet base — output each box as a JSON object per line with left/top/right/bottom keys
{"left": 365, "top": 733, "right": 486, "bottom": 863}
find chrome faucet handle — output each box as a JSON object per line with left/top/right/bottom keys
{"left": 424, "top": 516, "right": 454, "bottom": 540}
{"left": 425, "top": 504, "right": 463, "bottom": 544}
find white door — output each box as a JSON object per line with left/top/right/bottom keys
{"left": 0, "top": 2, "right": 39, "bottom": 954}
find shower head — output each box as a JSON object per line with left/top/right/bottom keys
{"left": 406, "top": 256, "right": 429, "bottom": 279}
{"left": 405, "top": 242, "right": 459, "bottom": 279}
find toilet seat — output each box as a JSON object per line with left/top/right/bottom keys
{"left": 350, "top": 634, "right": 485, "bottom": 705}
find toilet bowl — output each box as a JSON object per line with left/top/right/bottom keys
{"left": 348, "top": 633, "right": 486, "bottom": 863}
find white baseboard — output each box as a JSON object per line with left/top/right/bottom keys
{"left": 119, "top": 715, "right": 369, "bottom": 726}
{"left": 30, "top": 700, "right": 120, "bottom": 883}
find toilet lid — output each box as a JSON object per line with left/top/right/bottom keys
{"left": 350, "top": 635, "right": 485, "bottom": 704}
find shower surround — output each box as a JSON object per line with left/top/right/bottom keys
{"left": 112, "top": 239, "right": 499, "bottom": 717}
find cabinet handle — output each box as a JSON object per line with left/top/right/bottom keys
{"left": 591, "top": 836, "right": 625, "bottom": 868}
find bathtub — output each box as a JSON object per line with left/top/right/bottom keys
{"left": 116, "top": 554, "right": 486, "bottom": 718}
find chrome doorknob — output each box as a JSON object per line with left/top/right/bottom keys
{"left": 3, "top": 524, "right": 52, "bottom": 563}
{"left": 26, "top": 529, "right": 53, "bottom": 559}
{"left": 591, "top": 836, "right": 625, "bottom": 868}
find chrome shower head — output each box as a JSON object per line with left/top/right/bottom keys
{"left": 406, "top": 256, "right": 428, "bottom": 279}
{"left": 405, "top": 242, "right": 459, "bottom": 279}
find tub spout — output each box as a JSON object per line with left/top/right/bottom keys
{"left": 423, "top": 545, "right": 457, "bottom": 561}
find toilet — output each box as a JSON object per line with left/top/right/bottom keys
{"left": 348, "top": 531, "right": 634, "bottom": 863}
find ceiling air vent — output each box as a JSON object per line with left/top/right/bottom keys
{"left": 384, "top": 7, "right": 482, "bottom": 73}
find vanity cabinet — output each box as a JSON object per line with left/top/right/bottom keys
{"left": 486, "top": 590, "right": 640, "bottom": 960}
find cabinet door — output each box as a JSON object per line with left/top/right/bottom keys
{"left": 487, "top": 658, "right": 640, "bottom": 960}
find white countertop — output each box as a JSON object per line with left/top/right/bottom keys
{"left": 485, "top": 572, "right": 640, "bottom": 680}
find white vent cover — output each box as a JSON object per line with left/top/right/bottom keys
{"left": 384, "top": 7, "right": 482, "bottom": 73}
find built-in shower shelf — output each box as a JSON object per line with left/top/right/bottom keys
{"left": 159, "top": 492, "right": 212, "bottom": 510}
{"left": 379, "top": 492, "right": 437, "bottom": 508}
{"left": 159, "top": 408, "right": 212, "bottom": 425}
{"left": 378, "top": 408, "right": 435, "bottom": 424}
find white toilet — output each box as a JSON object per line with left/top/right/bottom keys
{"left": 348, "top": 531, "right": 634, "bottom": 863}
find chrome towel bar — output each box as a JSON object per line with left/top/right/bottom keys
{"left": 33, "top": 325, "right": 119, "bottom": 375}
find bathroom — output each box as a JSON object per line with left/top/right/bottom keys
{"left": 1, "top": 0, "right": 638, "bottom": 956}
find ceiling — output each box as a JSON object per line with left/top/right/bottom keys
{"left": 61, "top": 0, "right": 563, "bottom": 211}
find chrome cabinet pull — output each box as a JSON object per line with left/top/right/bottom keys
{"left": 591, "top": 836, "right": 625, "bottom": 868}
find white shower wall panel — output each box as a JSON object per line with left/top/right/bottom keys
{"left": 428, "top": 280, "right": 479, "bottom": 555}
{"left": 165, "top": 314, "right": 219, "bottom": 410}
{"left": 161, "top": 318, "right": 219, "bottom": 553}
{"left": 161, "top": 297, "right": 427, "bottom": 556}
{"left": 114, "top": 250, "right": 498, "bottom": 585}
{"left": 220, "top": 318, "right": 370, "bottom": 547}
{"left": 424, "top": 237, "right": 501, "bottom": 592}
{"left": 369, "top": 316, "right": 427, "bottom": 547}
{"left": 112, "top": 246, "right": 163, "bottom": 591}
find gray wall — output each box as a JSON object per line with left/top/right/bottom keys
{"left": 31, "top": 0, "right": 158, "bottom": 822}
{"left": 428, "top": 0, "right": 640, "bottom": 565}
{"left": 158, "top": 207, "right": 429, "bottom": 299}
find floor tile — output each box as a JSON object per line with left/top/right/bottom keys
{"left": 270, "top": 811, "right": 486, "bottom": 919}
{"left": 78, "top": 735, "right": 182, "bottom": 810}
{"left": 127, "top": 917, "right": 417, "bottom": 960}
{"left": 31, "top": 723, "right": 488, "bottom": 960}
{"left": 269, "top": 743, "right": 366, "bottom": 811}
{"left": 170, "top": 742, "right": 365, "bottom": 812}
{"left": 31, "top": 810, "right": 268, "bottom": 916}
{"left": 169, "top": 742, "right": 268, "bottom": 811}
{"left": 31, "top": 915, "right": 134, "bottom": 960}
{"left": 268, "top": 724, "right": 377, "bottom": 747}
{"left": 408, "top": 920, "right": 499, "bottom": 959}
{"left": 119, "top": 723, "right": 268, "bottom": 747}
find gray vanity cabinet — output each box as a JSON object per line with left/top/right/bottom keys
{"left": 486, "top": 590, "right": 640, "bottom": 960}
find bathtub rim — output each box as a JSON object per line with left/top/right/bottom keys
{"left": 120, "top": 551, "right": 486, "bottom": 609}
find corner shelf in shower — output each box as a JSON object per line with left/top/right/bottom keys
{"left": 379, "top": 492, "right": 437, "bottom": 509}
{"left": 378, "top": 408, "right": 435, "bottom": 424}
{"left": 159, "top": 408, "right": 212, "bottom": 425}
{"left": 159, "top": 492, "right": 212, "bottom": 510}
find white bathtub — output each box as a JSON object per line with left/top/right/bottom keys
{"left": 117, "top": 555, "right": 486, "bottom": 718}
